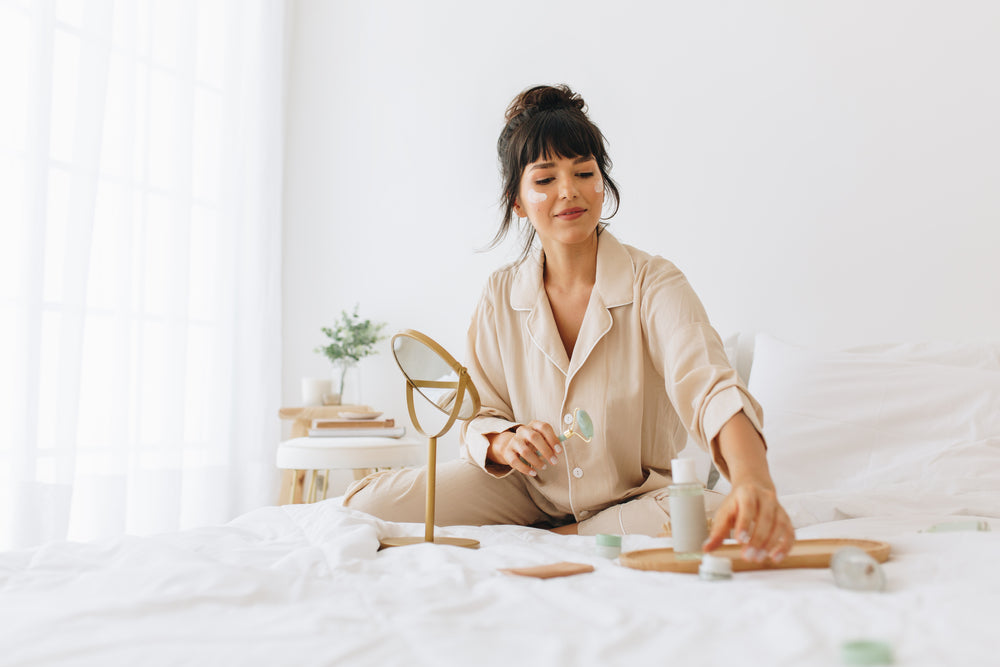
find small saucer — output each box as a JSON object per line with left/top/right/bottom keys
{"left": 340, "top": 411, "right": 383, "bottom": 420}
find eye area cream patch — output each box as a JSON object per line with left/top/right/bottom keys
{"left": 527, "top": 189, "right": 547, "bottom": 204}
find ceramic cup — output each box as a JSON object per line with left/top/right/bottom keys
{"left": 301, "top": 378, "right": 332, "bottom": 406}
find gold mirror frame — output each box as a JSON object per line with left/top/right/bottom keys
{"left": 381, "top": 329, "right": 481, "bottom": 550}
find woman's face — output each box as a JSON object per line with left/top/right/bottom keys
{"left": 514, "top": 154, "right": 605, "bottom": 249}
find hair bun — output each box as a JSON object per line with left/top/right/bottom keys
{"left": 504, "top": 84, "right": 586, "bottom": 122}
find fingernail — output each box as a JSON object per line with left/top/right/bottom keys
{"left": 541, "top": 465, "right": 547, "bottom": 470}
{"left": 771, "top": 551, "right": 785, "bottom": 564}
{"left": 529, "top": 470, "right": 536, "bottom": 477}
{"left": 739, "top": 531, "right": 751, "bottom": 543}
{"left": 554, "top": 445, "right": 562, "bottom": 454}
{"left": 550, "top": 457, "right": 558, "bottom": 465}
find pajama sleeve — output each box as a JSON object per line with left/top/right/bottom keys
{"left": 639, "top": 258, "right": 765, "bottom": 481}
{"left": 459, "top": 283, "right": 521, "bottom": 478}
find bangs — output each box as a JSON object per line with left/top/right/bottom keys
{"left": 520, "top": 110, "right": 604, "bottom": 166}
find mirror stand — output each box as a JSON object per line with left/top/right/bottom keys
{"left": 380, "top": 330, "right": 481, "bottom": 550}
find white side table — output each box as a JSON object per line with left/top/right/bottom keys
{"left": 276, "top": 436, "right": 423, "bottom": 504}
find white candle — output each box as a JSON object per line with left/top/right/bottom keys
{"left": 301, "top": 378, "right": 332, "bottom": 406}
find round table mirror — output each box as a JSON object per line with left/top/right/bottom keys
{"left": 381, "top": 329, "right": 481, "bottom": 550}
{"left": 392, "top": 333, "right": 479, "bottom": 422}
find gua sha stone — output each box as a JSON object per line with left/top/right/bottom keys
{"left": 831, "top": 546, "right": 886, "bottom": 592}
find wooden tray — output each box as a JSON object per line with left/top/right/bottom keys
{"left": 619, "top": 538, "right": 890, "bottom": 573}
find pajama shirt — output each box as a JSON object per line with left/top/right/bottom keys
{"left": 345, "top": 231, "right": 764, "bottom": 536}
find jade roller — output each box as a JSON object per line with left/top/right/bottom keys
{"left": 559, "top": 408, "right": 594, "bottom": 444}
{"left": 527, "top": 409, "right": 593, "bottom": 468}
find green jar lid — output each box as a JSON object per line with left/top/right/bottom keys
{"left": 595, "top": 534, "right": 622, "bottom": 547}
{"left": 841, "top": 640, "right": 893, "bottom": 665}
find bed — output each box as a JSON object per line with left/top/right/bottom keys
{"left": 2, "top": 335, "right": 998, "bottom": 666}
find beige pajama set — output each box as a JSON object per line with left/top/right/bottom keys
{"left": 344, "top": 232, "right": 765, "bottom": 536}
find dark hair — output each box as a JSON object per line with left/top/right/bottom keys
{"left": 490, "top": 84, "right": 620, "bottom": 262}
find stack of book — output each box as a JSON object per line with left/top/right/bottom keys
{"left": 307, "top": 416, "right": 406, "bottom": 439}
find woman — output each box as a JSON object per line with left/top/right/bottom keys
{"left": 345, "top": 84, "right": 793, "bottom": 563}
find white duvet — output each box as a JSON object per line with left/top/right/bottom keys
{"left": 2, "top": 491, "right": 998, "bottom": 667}
{"left": 6, "top": 335, "right": 1000, "bottom": 665}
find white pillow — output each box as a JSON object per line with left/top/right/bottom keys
{"left": 748, "top": 334, "right": 1000, "bottom": 496}
{"left": 844, "top": 340, "right": 1000, "bottom": 371}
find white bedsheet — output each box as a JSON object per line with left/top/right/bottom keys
{"left": 2, "top": 496, "right": 997, "bottom": 667}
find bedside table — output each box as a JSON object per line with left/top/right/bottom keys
{"left": 277, "top": 405, "right": 421, "bottom": 504}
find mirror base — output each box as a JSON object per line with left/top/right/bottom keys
{"left": 379, "top": 536, "right": 480, "bottom": 550}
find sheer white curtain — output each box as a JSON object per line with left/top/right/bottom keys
{"left": 0, "top": 0, "right": 284, "bottom": 550}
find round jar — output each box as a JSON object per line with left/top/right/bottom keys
{"left": 699, "top": 554, "right": 733, "bottom": 581}
{"left": 595, "top": 534, "right": 622, "bottom": 559}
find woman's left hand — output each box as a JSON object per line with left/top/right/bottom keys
{"left": 702, "top": 478, "right": 795, "bottom": 564}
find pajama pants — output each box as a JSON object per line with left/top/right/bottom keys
{"left": 343, "top": 458, "right": 726, "bottom": 537}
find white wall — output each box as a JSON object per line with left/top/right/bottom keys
{"left": 282, "top": 1, "right": 1000, "bottom": 476}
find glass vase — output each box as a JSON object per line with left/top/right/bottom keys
{"left": 332, "top": 359, "right": 362, "bottom": 407}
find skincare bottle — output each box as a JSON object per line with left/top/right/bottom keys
{"left": 668, "top": 458, "right": 708, "bottom": 558}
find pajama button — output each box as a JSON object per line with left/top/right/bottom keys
{"left": 572, "top": 467, "right": 584, "bottom": 478}
{"left": 564, "top": 414, "right": 573, "bottom": 425}
{"left": 579, "top": 510, "right": 590, "bottom": 518}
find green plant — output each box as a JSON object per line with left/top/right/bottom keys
{"left": 316, "top": 306, "right": 387, "bottom": 393}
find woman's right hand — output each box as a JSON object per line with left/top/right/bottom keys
{"left": 487, "top": 421, "right": 562, "bottom": 477}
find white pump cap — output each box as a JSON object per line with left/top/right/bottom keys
{"left": 671, "top": 458, "right": 698, "bottom": 484}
